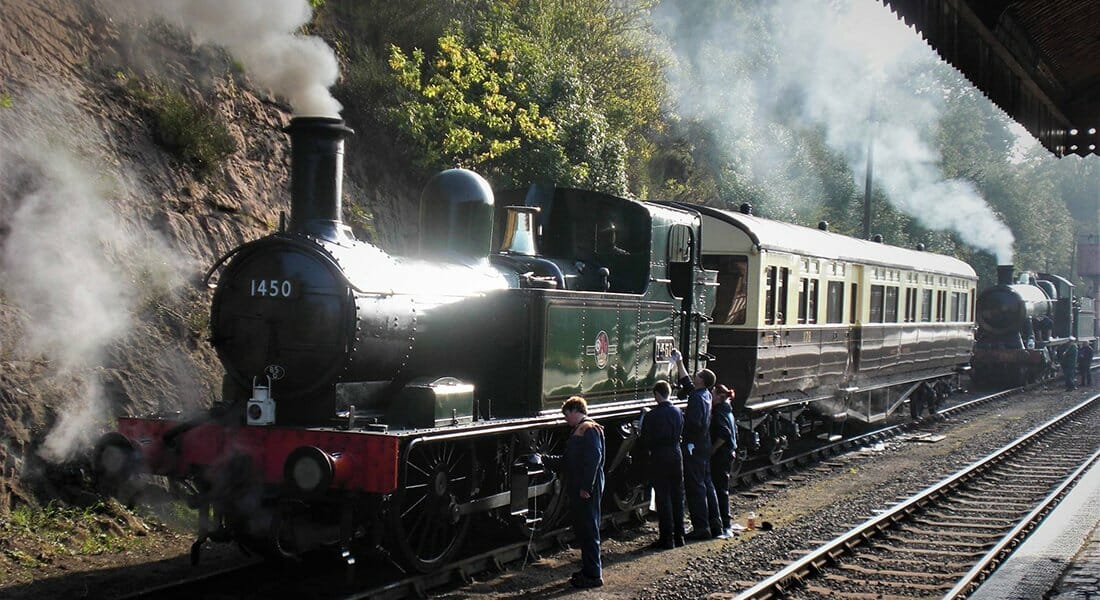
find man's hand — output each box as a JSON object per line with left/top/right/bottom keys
{"left": 580, "top": 489, "right": 591, "bottom": 499}
{"left": 670, "top": 348, "right": 682, "bottom": 363}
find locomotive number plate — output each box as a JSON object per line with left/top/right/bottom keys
{"left": 654, "top": 336, "right": 675, "bottom": 364}
{"left": 249, "top": 278, "right": 300, "bottom": 299}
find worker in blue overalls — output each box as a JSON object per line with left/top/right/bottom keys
{"left": 672, "top": 349, "right": 722, "bottom": 540}
{"left": 543, "top": 396, "right": 605, "bottom": 588}
{"left": 639, "top": 380, "right": 686, "bottom": 549}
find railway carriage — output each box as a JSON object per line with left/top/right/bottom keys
{"left": 684, "top": 204, "right": 977, "bottom": 463}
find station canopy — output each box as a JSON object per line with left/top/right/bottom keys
{"left": 881, "top": 0, "right": 1100, "bottom": 158}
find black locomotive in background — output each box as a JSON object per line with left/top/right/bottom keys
{"left": 97, "top": 115, "right": 987, "bottom": 573}
{"left": 972, "top": 265, "right": 1096, "bottom": 387}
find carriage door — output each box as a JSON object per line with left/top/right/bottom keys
{"left": 763, "top": 263, "right": 791, "bottom": 384}
{"left": 845, "top": 267, "right": 862, "bottom": 382}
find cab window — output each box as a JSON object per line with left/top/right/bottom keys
{"left": 668, "top": 224, "right": 693, "bottom": 299}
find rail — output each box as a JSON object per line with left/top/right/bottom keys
{"left": 731, "top": 393, "right": 1100, "bottom": 600}
{"left": 732, "top": 386, "right": 1019, "bottom": 486}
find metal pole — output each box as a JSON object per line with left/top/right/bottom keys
{"left": 862, "top": 135, "right": 874, "bottom": 240}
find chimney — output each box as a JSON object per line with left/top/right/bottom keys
{"left": 739, "top": 203, "right": 753, "bottom": 215}
{"left": 997, "top": 265, "right": 1014, "bottom": 286}
{"left": 817, "top": 221, "right": 829, "bottom": 231}
{"left": 284, "top": 116, "right": 354, "bottom": 241}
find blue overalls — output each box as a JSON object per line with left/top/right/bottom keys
{"left": 639, "top": 401, "right": 686, "bottom": 544}
{"left": 680, "top": 377, "right": 721, "bottom": 536}
{"left": 549, "top": 418, "right": 605, "bottom": 581}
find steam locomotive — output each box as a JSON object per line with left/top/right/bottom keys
{"left": 94, "top": 116, "right": 980, "bottom": 572}
{"left": 971, "top": 265, "right": 1096, "bottom": 387}
{"left": 95, "top": 117, "right": 716, "bottom": 571}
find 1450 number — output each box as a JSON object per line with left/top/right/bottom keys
{"left": 250, "top": 279, "right": 295, "bottom": 298}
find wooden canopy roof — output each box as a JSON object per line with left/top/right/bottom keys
{"left": 882, "top": 0, "right": 1100, "bottom": 157}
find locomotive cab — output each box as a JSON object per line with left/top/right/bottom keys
{"left": 495, "top": 187, "right": 653, "bottom": 294}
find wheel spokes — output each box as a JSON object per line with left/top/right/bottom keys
{"left": 392, "top": 440, "right": 474, "bottom": 569}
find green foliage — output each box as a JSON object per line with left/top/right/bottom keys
{"left": 373, "top": 1, "right": 663, "bottom": 194}
{"left": 9, "top": 502, "right": 57, "bottom": 533}
{"left": 121, "top": 75, "right": 237, "bottom": 177}
{"left": 344, "top": 201, "right": 378, "bottom": 242}
{"left": 328, "top": 0, "right": 475, "bottom": 133}
{"left": 476, "top": 0, "right": 664, "bottom": 191}
{"left": 2, "top": 501, "right": 139, "bottom": 560}
{"left": 389, "top": 34, "right": 556, "bottom": 172}
{"left": 0, "top": 93, "right": 13, "bottom": 109}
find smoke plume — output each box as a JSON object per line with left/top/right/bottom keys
{"left": 108, "top": 0, "right": 342, "bottom": 117}
{"left": 654, "top": 0, "right": 1015, "bottom": 262}
{"left": 0, "top": 88, "right": 187, "bottom": 462}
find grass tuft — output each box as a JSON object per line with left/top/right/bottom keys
{"left": 119, "top": 74, "right": 237, "bottom": 177}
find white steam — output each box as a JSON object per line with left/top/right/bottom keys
{"left": 655, "top": 0, "right": 1015, "bottom": 262}
{"left": 0, "top": 88, "right": 186, "bottom": 462}
{"left": 110, "top": 0, "right": 342, "bottom": 117}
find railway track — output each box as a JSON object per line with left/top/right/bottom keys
{"left": 117, "top": 506, "right": 644, "bottom": 600}
{"left": 735, "top": 356, "right": 1100, "bottom": 487}
{"left": 729, "top": 392, "right": 1100, "bottom": 600}
{"left": 116, "top": 384, "right": 1047, "bottom": 600}
{"left": 731, "top": 385, "right": 1021, "bottom": 487}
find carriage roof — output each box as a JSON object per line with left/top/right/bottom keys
{"left": 691, "top": 205, "right": 977, "bottom": 279}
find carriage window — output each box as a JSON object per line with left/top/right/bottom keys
{"left": 765, "top": 266, "right": 777, "bottom": 325}
{"left": 936, "top": 290, "right": 947, "bottom": 322}
{"left": 703, "top": 255, "right": 748, "bottom": 325}
{"left": 807, "top": 279, "right": 818, "bottom": 324}
{"left": 826, "top": 281, "right": 844, "bottom": 324}
{"left": 778, "top": 267, "right": 789, "bottom": 325}
{"left": 766, "top": 266, "right": 789, "bottom": 325}
{"left": 797, "top": 278, "right": 819, "bottom": 324}
{"left": 921, "top": 289, "right": 932, "bottom": 322}
{"left": 797, "top": 278, "right": 807, "bottom": 324}
{"left": 884, "top": 286, "right": 899, "bottom": 322}
{"left": 850, "top": 283, "right": 858, "bottom": 324}
{"left": 903, "top": 289, "right": 918, "bottom": 322}
{"left": 949, "top": 292, "right": 960, "bottom": 322}
{"left": 870, "top": 285, "right": 885, "bottom": 323}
